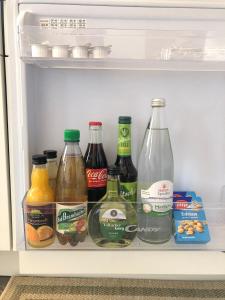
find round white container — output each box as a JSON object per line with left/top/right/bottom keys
{"left": 72, "top": 46, "right": 89, "bottom": 59}
{"left": 31, "top": 44, "right": 49, "bottom": 58}
{"left": 52, "top": 45, "right": 69, "bottom": 58}
{"left": 92, "top": 46, "right": 111, "bottom": 59}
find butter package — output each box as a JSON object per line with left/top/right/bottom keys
{"left": 173, "top": 193, "right": 210, "bottom": 244}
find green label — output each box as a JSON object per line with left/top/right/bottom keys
{"left": 120, "top": 182, "right": 137, "bottom": 205}
{"left": 56, "top": 203, "right": 87, "bottom": 233}
{"left": 117, "top": 124, "right": 131, "bottom": 156}
{"left": 139, "top": 200, "right": 172, "bottom": 217}
{"left": 99, "top": 205, "right": 127, "bottom": 241}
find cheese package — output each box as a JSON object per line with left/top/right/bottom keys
{"left": 173, "top": 192, "right": 210, "bottom": 244}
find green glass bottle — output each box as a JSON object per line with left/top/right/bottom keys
{"left": 88, "top": 165, "right": 137, "bottom": 248}
{"left": 115, "top": 116, "right": 137, "bottom": 206}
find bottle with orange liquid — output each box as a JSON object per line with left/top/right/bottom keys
{"left": 25, "top": 154, "right": 55, "bottom": 248}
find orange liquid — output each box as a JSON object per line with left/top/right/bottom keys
{"left": 26, "top": 168, "right": 54, "bottom": 204}
{"left": 26, "top": 167, "right": 55, "bottom": 248}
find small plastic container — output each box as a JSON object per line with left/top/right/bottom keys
{"left": 52, "top": 45, "right": 69, "bottom": 58}
{"left": 92, "top": 46, "right": 111, "bottom": 59}
{"left": 71, "top": 46, "right": 89, "bottom": 59}
{"left": 31, "top": 44, "right": 50, "bottom": 58}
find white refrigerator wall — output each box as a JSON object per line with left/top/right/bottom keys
{"left": 3, "top": 0, "right": 225, "bottom": 276}
{"left": 27, "top": 65, "right": 225, "bottom": 203}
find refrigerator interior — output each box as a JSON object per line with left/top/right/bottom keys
{"left": 22, "top": 65, "right": 225, "bottom": 251}
{"left": 7, "top": 2, "right": 225, "bottom": 251}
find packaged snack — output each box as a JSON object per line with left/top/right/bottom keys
{"left": 173, "top": 191, "right": 196, "bottom": 198}
{"left": 173, "top": 192, "right": 210, "bottom": 244}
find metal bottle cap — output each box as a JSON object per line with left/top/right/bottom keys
{"left": 151, "top": 98, "right": 166, "bottom": 107}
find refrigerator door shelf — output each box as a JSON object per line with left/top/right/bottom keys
{"left": 19, "top": 23, "right": 225, "bottom": 70}
{"left": 22, "top": 198, "right": 225, "bottom": 252}
{"left": 20, "top": 57, "right": 225, "bottom": 72}
{"left": 19, "top": 24, "right": 225, "bottom": 71}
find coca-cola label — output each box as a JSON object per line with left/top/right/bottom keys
{"left": 86, "top": 168, "right": 107, "bottom": 188}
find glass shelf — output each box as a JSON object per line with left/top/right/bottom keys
{"left": 21, "top": 57, "right": 225, "bottom": 71}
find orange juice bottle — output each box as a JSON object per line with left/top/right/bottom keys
{"left": 25, "top": 154, "right": 55, "bottom": 248}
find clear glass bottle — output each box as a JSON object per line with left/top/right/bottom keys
{"left": 137, "top": 98, "right": 174, "bottom": 244}
{"left": 115, "top": 116, "right": 137, "bottom": 206}
{"left": 55, "top": 129, "right": 88, "bottom": 247}
{"left": 88, "top": 165, "right": 137, "bottom": 248}
{"left": 43, "top": 150, "right": 58, "bottom": 193}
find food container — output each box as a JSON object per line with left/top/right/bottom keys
{"left": 71, "top": 46, "right": 89, "bottom": 58}
{"left": 31, "top": 44, "right": 50, "bottom": 58}
{"left": 52, "top": 45, "right": 69, "bottom": 58}
{"left": 91, "top": 46, "right": 111, "bottom": 58}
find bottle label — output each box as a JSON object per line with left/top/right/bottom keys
{"left": 86, "top": 168, "right": 107, "bottom": 188}
{"left": 99, "top": 204, "right": 127, "bottom": 241}
{"left": 117, "top": 124, "right": 131, "bottom": 156}
{"left": 25, "top": 204, "right": 54, "bottom": 244}
{"left": 120, "top": 181, "right": 137, "bottom": 204}
{"left": 140, "top": 180, "right": 173, "bottom": 216}
{"left": 56, "top": 203, "right": 87, "bottom": 235}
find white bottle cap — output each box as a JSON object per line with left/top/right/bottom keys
{"left": 151, "top": 98, "right": 166, "bottom": 107}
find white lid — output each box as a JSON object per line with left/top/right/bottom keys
{"left": 151, "top": 98, "right": 166, "bottom": 107}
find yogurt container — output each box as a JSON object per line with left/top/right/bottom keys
{"left": 71, "top": 46, "right": 89, "bottom": 58}
{"left": 52, "top": 45, "right": 69, "bottom": 58}
{"left": 31, "top": 44, "right": 50, "bottom": 58}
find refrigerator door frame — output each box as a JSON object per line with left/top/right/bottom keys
{"left": 0, "top": 1, "right": 11, "bottom": 251}
{"left": 18, "top": 0, "right": 225, "bottom": 9}
{"left": 4, "top": 1, "right": 225, "bottom": 278}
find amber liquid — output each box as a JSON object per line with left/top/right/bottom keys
{"left": 56, "top": 155, "right": 87, "bottom": 204}
{"left": 55, "top": 155, "right": 88, "bottom": 246}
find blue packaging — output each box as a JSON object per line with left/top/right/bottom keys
{"left": 173, "top": 191, "right": 196, "bottom": 198}
{"left": 173, "top": 192, "right": 210, "bottom": 244}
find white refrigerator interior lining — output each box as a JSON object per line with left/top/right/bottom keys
{"left": 8, "top": 3, "right": 225, "bottom": 251}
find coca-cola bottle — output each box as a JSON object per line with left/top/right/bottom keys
{"left": 84, "top": 121, "right": 108, "bottom": 211}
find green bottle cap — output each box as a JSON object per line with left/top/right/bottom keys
{"left": 64, "top": 129, "right": 80, "bottom": 142}
{"left": 118, "top": 116, "right": 131, "bottom": 124}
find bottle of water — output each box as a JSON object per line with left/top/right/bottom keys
{"left": 137, "top": 98, "right": 174, "bottom": 244}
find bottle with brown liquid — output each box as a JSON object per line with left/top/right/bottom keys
{"left": 55, "top": 129, "right": 88, "bottom": 247}
{"left": 84, "top": 121, "right": 108, "bottom": 212}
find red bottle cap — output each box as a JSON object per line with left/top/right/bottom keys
{"left": 89, "top": 121, "right": 102, "bottom": 126}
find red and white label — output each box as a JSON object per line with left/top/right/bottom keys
{"left": 86, "top": 168, "right": 107, "bottom": 188}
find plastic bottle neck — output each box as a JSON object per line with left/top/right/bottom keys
{"left": 31, "top": 164, "right": 49, "bottom": 187}
{"left": 117, "top": 123, "right": 132, "bottom": 157}
{"left": 106, "top": 175, "right": 120, "bottom": 199}
{"left": 89, "top": 126, "right": 102, "bottom": 144}
{"left": 149, "top": 106, "right": 167, "bottom": 129}
{"left": 64, "top": 141, "right": 81, "bottom": 156}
